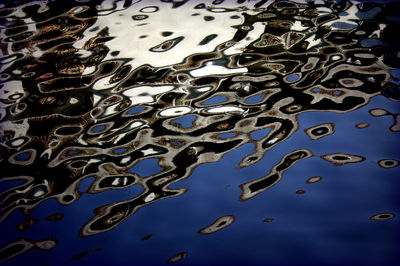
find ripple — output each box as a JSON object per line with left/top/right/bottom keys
{"left": 370, "top": 212, "right": 395, "bottom": 221}
{"left": 197, "top": 215, "right": 235, "bottom": 235}
{"left": 304, "top": 123, "right": 335, "bottom": 140}
{"left": 321, "top": 153, "right": 366, "bottom": 166}
{"left": 378, "top": 159, "right": 399, "bottom": 169}
{"left": 167, "top": 251, "right": 187, "bottom": 264}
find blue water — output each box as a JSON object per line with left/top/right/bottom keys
{"left": 1, "top": 96, "right": 398, "bottom": 266}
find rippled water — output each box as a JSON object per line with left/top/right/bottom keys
{"left": 0, "top": 0, "right": 399, "bottom": 265}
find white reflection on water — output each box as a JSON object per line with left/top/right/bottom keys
{"left": 76, "top": 1, "right": 243, "bottom": 70}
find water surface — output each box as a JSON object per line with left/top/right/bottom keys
{"left": 0, "top": 0, "right": 399, "bottom": 265}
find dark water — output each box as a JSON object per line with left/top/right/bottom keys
{"left": 0, "top": 0, "right": 399, "bottom": 265}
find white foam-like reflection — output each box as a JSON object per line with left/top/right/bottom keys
{"left": 190, "top": 62, "right": 247, "bottom": 77}
{"left": 159, "top": 106, "right": 192, "bottom": 117}
{"left": 122, "top": 85, "right": 175, "bottom": 105}
{"left": 75, "top": 1, "right": 244, "bottom": 70}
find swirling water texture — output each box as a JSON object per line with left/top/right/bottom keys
{"left": 0, "top": 0, "right": 399, "bottom": 265}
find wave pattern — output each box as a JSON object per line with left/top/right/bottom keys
{"left": 0, "top": 0, "right": 399, "bottom": 262}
